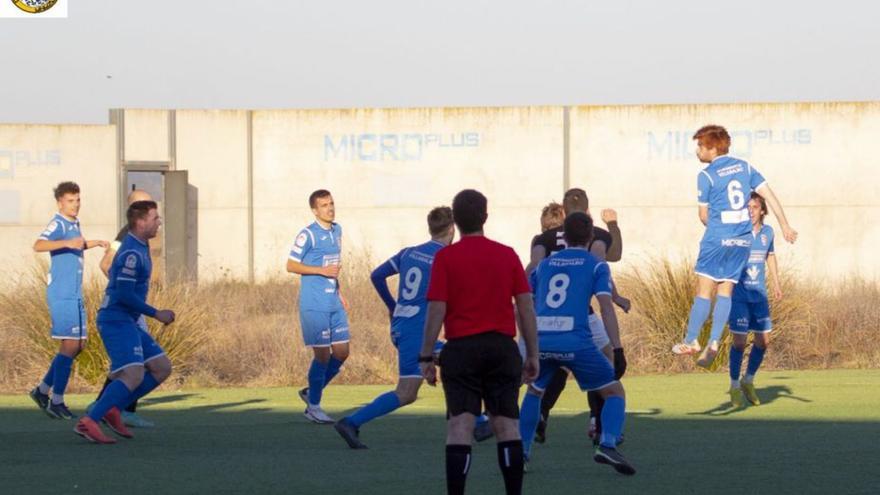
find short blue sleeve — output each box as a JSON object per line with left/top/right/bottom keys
{"left": 749, "top": 165, "right": 767, "bottom": 191}
{"left": 593, "top": 262, "right": 612, "bottom": 297}
{"left": 697, "top": 172, "right": 712, "bottom": 205}
{"left": 39, "top": 218, "right": 64, "bottom": 241}
{"left": 289, "top": 229, "right": 312, "bottom": 262}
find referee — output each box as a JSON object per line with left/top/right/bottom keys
{"left": 420, "top": 189, "right": 539, "bottom": 495}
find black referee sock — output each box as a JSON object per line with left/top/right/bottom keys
{"left": 446, "top": 444, "right": 472, "bottom": 495}
{"left": 540, "top": 368, "right": 568, "bottom": 420}
{"left": 496, "top": 440, "right": 524, "bottom": 495}
{"left": 588, "top": 391, "right": 605, "bottom": 436}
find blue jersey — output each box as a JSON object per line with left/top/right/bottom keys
{"left": 289, "top": 222, "right": 343, "bottom": 312}
{"left": 99, "top": 233, "right": 156, "bottom": 322}
{"left": 39, "top": 213, "right": 84, "bottom": 301}
{"left": 529, "top": 248, "right": 612, "bottom": 351}
{"left": 698, "top": 156, "right": 767, "bottom": 240}
{"left": 733, "top": 224, "right": 775, "bottom": 303}
{"left": 387, "top": 240, "right": 445, "bottom": 334}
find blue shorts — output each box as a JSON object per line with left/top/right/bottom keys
{"left": 300, "top": 309, "right": 350, "bottom": 347}
{"left": 533, "top": 346, "right": 615, "bottom": 392}
{"left": 695, "top": 234, "right": 752, "bottom": 283}
{"left": 49, "top": 298, "right": 87, "bottom": 340}
{"left": 391, "top": 329, "right": 423, "bottom": 378}
{"left": 729, "top": 299, "right": 772, "bottom": 334}
{"left": 97, "top": 318, "right": 165, "bottom": 374}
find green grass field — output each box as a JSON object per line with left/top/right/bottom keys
{"left": 2, "top": 369, "right": 878, "bottom": 495}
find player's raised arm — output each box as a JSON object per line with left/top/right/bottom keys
{"left": 755, "top": 184, "right": 798, "bottom": 243}
{"left": 601, "top": 209, "right": 623, "bottom": 262}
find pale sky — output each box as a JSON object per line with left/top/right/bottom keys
{"left": 1, "top": 0, "right": 878, "bottom": 124}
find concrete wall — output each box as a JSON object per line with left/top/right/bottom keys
{"left": 250, "top": 107, "right": 564, "bottom": 278}
{"left": 569, "top": 102, "right": 880, "bottom": 279}
{"left": 0, "top": 124, "right": 117, "bottom": 288}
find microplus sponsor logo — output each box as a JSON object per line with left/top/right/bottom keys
{"left": 324, "top": 132, "right": 480, "bottom": 162}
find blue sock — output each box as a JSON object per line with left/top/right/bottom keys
{"left": 599, "top": 396, "right": 626, "bottom": 448}
{"left": 324, "top": 356, "right": 344, "bottom": 387}
{"left": 518, "top": 393, "right": 542, "bottom": 457}
{"left": 88, "top": 380, "right": 132, "bottom": 422}
{"left": 746, "top": 345, "right": 767, "bottom": 378}
{"left": 476, "top": 413, "right": 489, "bottom": 426}
{"left": 349, "top": 391, "right": 401, "bottom": 427}
{"left": 41, "top": 357, "right": 57, "bottom": 390}
{"left": 729, "top": 346, "right": 745, "bottom": 383}
{"left": 709, "top": 295, "right": 732, "bottom": 342}
{"left": 122, "top": 373, "right": 160, "bottom": 410}
{"left": 51, "top": 354, "right": 74, "bottom": 403}
{"left": 307, "top": 359, "right": 328, "bottom": 406}
{"left": 685, "top": 297, "right": 712, "bottom": 342}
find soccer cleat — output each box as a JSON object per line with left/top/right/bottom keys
{"left": 334, "top": 417, "right": 368, "bottom": 449}
{"left": 729, "top": 386, "right": 746, "bottom": 408}
{"left": 102, "top": 407, "right": 134, "bottom": 439}
{"left": 534, "top": 415, "right": 547, "bottom": 444}
{"left": 297, "top": 387, "right": 309, "bottom": 406}
{"left": 741, "top": 382, "right": 761, "bottom": 405}
{"left": 45, "top": 402, "right": 76, "bottom": 420}
{"left": 74, "top": 417, "right": 117, "bottom": 444}
{"left": 696, "top": 341, "right": 720, "bottom": 368}
{"left": 473, "top": 418, "right": 494, "bottom": 442}
{"left": 593, "top": 445, "right": 636, "bottom": 475}
{"left": 304, "top": 405, "right": 334, "bottom": 424}
{"left": 29, "top": 387, "right": 50, "bottom": 411}
{"left": 672, "top": 340, "right": 701, "bottom": 355}
{"left": 122, "top": 411, "right": 155, "bottom": 428}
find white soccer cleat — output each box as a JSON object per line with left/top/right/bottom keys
{"left": 671, "top": 340, "right": 701, "bottom": 355}
{"left": 304, "top": 405, "right": 334, "bottom": 424}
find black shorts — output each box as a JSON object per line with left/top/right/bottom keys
{"left": 439, "top": 331, "right": 523, "bottom": 419}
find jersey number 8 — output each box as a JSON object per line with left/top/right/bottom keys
{"left": 546, "top": 273, "right": 570, "bottom": 309}
{"left": 401, "top": 267, "right": 423, "bottom": 300}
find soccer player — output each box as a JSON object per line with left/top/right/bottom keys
{"left": 673, "top": 125, "right": 797, "bottom": 368}
{"left": 519, "top": 212, "right": 635, "bottom": 475}
{"left": 287, "top": 189, "right": 349, "bottom": 424}
{"left": 526, "top": 188, "right": 629, "bottom": 444}
{"left": 29, "top": 182, "right": 108, "bottom": 420}
{"left": 728, "top": 193, "right": 782, "bottom": 407}
{"left": 539, "top": 202, "right": 565, "bottom": 232}
{"left": 85, "top": 189, "right": 156, "bottom": 428}
{"left": 74, "top": 200, "right": 176, "bottom": 444}
{"left": 420, "top": 189, "right": 539, "bottom": 495}
{"left": 333, "top": 206, "right": 455, "bottom": 449}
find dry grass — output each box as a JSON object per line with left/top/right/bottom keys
{"left": 1, "top": 255, "right": 878, "bottom": 393}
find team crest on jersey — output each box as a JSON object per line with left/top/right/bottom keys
{"left": 124, "top": 254, "right": 138, "bottom": 269}
{"left": 761, "top": 234, "right": 768, "bottom": 246}
{"left": 295, "top": 232, "right": 308, "bottom": 247}
{"left": 747, "top": 265, "right": 760, "bottom": 280}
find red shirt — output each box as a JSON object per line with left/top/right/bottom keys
{"left": 427, "top": 235, "right": 530, "bottom": 339}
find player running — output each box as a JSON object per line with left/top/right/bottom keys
{"left": 519, "top": 212, "right": 635, "bottom": 475}
{"left": 334, "top": 207, "right": 455, "bottom": 449}
{"left": 673, "top": 125, "right": 797, "bottom": 368}
{"left": 29, "top": 182, "right": 108, "bottom": 420}
{"left": 728, "top": 193, "right": 781, "bottom": 407}
{"left": 74, "top": 200, "right": 176, "bottom": 443}
{"left": 287, "top": 189, "right": 350, "bottom": 424}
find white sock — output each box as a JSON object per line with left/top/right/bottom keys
{"left": 51, "top": 393, "right": 64, "bottom": 405}
{"left": 743, "top": 374, "right": 755, "bottom": 384}
{"left": 38, "top": 383, "right": 50, "bottom": 395}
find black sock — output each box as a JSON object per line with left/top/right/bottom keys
{"left": 96, "top": 377, "right": 112, "bottom": 400}
{"left": 446, "top": 444, "right": 472, "bottom": 495}
{"left": 496, "top": 440, "right": 524, "bottom": 495}
{"left": 587, "top": 391, "right": 604, "bottom": 435}
{"left": 539, "top": 368, "right": 569, "bottom": 424}
{"left": 126, "top": 399, "right": 138, "bottom": 413}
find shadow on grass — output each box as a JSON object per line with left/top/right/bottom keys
{"left": 689, "top": 385, "right": 812, "bottom": 416}
{"left": 1, "top": 393, "right": 877, "bottom": 495}
{"left": 139, "top": 393, "right": 201, "bottom": 406}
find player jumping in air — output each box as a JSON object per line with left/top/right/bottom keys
{"left": 728, "top": 193, "right": 782, "bottom": 407}
{"left": 30, "top": 182, "right": 108, "bottom": 420}
{"left": 334, "top": 207, "right": 455, "bottom": 448}
{"left": 673, "top": 125, "right": 797, "bottom": 367}
{"left": 287, "top": 190, "right": 350, "bottom": 424}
